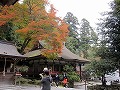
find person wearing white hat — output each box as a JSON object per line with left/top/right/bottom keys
{"left": 43, "top": 67, "right": 49, "bottom": 72}
{"left": 40, "top": 67, "right": 52, "bottom": 90}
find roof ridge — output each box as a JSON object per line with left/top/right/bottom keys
{"left": 0, "top": 40, "right": 15, "bottom": 45}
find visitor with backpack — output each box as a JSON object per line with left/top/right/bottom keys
{"left": 40, "top": 67, "right": 52, "bottom": 90}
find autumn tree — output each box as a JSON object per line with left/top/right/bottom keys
{"left": 0, "top": 5, "right": 15, "bottom": 26}
{"left": 0, "top": 22, "right": 16, "bottom": 41}
{"left": 0, "top": 5, "right": 21, "bottom": 43}
{"left": 0, "top": 0, "right": 69, "bottom": 59}
{"left": 14, "top": 1, "right": 69, "bottom": 58}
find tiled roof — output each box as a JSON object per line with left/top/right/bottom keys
{"left": 0, "top": 40, "right": 25, "bottom": 58}
{"left": 24, "top": 50, "right": 41, "bottom": 58}
{"left": 59, "top": 45, "right": 90, "bottom": 63}
{"left": 24, "top": 41, "right": 90, "bottom": 63}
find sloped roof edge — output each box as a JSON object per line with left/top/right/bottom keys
{"left": 0, "top": 0, "right": 19, "bottom": 6}
{"left": 60, "top": 45, "right": 90, "bottom": 62}
{"left": 24, "top": 50, "right": 41, "bottom": 58}
{"left": 0, "top": 40, "right": 25, "bottom": 58}
{"left": 24, "top": 41, "right": 90, "bottom": 62}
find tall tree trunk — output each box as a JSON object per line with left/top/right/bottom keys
{"left": 20, "top": 37, "right": 31, "bottom": 54}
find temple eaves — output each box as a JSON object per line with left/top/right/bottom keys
{"left": 0, "top": 0, "right": 19, "bottom": 6}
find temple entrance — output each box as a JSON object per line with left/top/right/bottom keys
{"left": 0, "top": 61, "right": 14, "bottom": 72}
{"left": 0, "top": 60, "right": 15, "bottom": 84}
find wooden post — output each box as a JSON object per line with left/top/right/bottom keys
{"left": 33, "top": 60, "right": 35, "bottom": 77}
{"left": 14, "top": 59, "right": 16, "bottom": 73}
{"left": 79, "top": 63, "right": 82, "bottom": 79}
{"left": 85, "top": 78, "right": 87, "bottom": 90}
{"left": 14, "top": 59, "right": 17, "bottom": 85}
{"left": 3, "top": 58, "right": 6, "bottom": 76}
{"left": 59, "top": 60, "right": 61, "bottom": 72}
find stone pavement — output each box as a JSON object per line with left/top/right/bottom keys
{"left": 0, "top": 84, "right": 84, "bottom": 90}
{"left": 0, "top": 81, "right": 102, "bottom": 90}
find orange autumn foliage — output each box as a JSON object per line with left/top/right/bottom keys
{"left": 16, "top": 2, "right": 69, "bottom": 58}
{"left": 0, "top": 0, "right": 69, "bottom": 58}
{"left": 0, "top": 5, "right": 15, "bottom": 26}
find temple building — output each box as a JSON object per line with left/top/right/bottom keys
{"left": 0, "top": 40, "right": 89, "bottom": 84}
{"left": 0, "top": 40, "right": 25, "bottom": 84}
{"left": 23, "top": 41, "right": 90, "bottom": 78}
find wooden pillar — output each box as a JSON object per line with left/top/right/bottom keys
{"left": 71, "top": 62, "right": 76, "bottom": 70}
{"left": 14, "top": 59, "right": 16, "bottom": 73}
{"left": 33, "top": 60, "right": 35, "bottom": 77}
{"left": 58, "top": 60, "right": 61, "bottom": 72}
{"left": 14, "top": 58, "right": 17, "bottom": 85}
{"left": 79, "top": 63, "right": 82, "bottom": 79}
{"left": 3, "top": 58, "right": 6, "bottom": 76}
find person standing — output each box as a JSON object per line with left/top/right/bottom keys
{"left": 40, "top": 68, "right": 52, "bottom": 90}
{"left": 63, "top": 73, "right": 67, "bottom": 79}
{"left": 54, "top": 73, "right": 59, "bottom": 87}
{"left": 62, "top": 73, "right": 68, "bottom": 87}
{"left": 62, "top": 77, "right": 68, "bottom": 87}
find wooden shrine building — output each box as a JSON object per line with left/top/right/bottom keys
{"left": 24, "top": 41, "right": 90, "bottom": 78}
{"left": 0, "top": 40, "right": 25, "bottom": 84}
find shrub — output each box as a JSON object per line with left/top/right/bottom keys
{"left": 16, "top": 77, "right": 40, "bottom": 85}
{"left": 63, "top": 65, "right": 80, "bottom": 87}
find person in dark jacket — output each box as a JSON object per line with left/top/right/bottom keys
{"left": 40, "top": 68, "right": 52, "bottom": 90}
{"left": 54, "top": 73, "right": 59, "bottom": 87}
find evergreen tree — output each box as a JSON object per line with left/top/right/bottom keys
{"left": 99, "top": 0, "right": 120, "bottom": 66}
{"left": 64, "top": 12, "right": 80, "bottom": 54}
{"left": 64, "top": 12, "right": 98, "bottom": 59}
{"left": 79, "top": 18, "right": 98, "bottom": 58}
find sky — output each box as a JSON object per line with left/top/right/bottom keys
{"left": 49, "top": 0, "right": 113, "bottom": 28}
